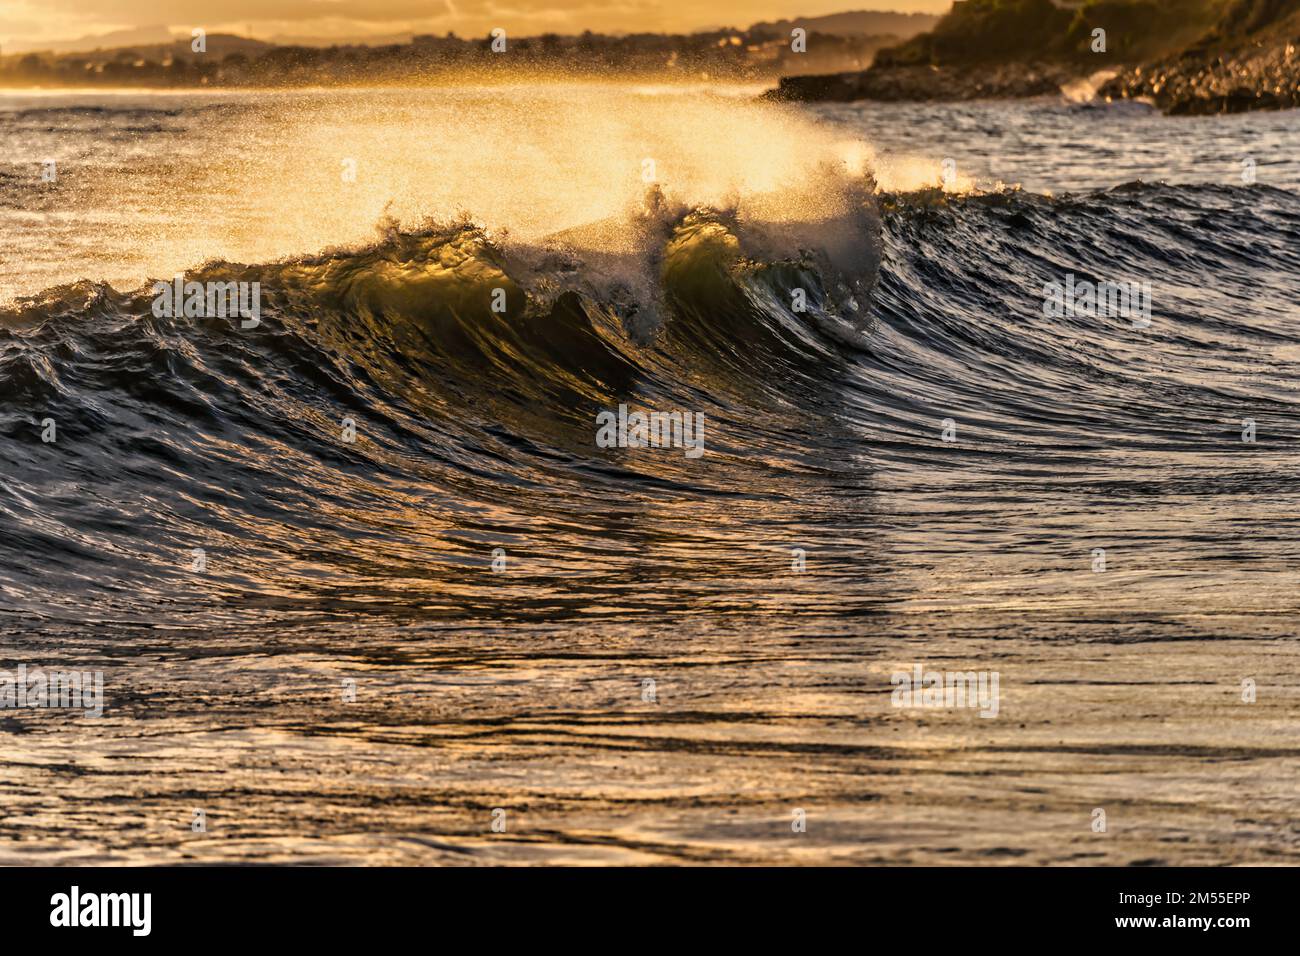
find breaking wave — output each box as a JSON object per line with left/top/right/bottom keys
{"left": 2, "top": 173, "right": 1298, "bottom": 628}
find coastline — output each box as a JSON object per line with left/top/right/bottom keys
{"left": 767, "top": 61, "right": 1075, "bottom": 103}
{"left": 1101, "top": 40, "right": 1300, "bottom": 113}
{"left": 769, "top": 0, "right": 1300, "bottom": 115}
{"left": 770, "top": 48, "right": 1299, "bottom": 113}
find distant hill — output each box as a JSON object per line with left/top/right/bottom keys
{"left": 5, "top": 31, "right": 273, "bottom": 61}
{"left": 748, "top": 10, "right": 941, "bottom": 38}
{"left": 266, "top": 33, "right": 416, "bottom": 49}
{"left": 4, "top": 25, "right": 176, "bottom": 55}
{"left": 130, "top": 34, "right": 275, "bottom": 61}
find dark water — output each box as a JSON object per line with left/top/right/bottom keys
{"left": 1, "top": 88, "right": 1299, "bottom": 864}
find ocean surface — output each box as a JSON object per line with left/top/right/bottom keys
{"left": 1, "top": 85, "right": 1298, "bottom": 864}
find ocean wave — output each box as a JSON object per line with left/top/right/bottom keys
{"left": 2, "top": 180, "right": 1297, "bottom": 624}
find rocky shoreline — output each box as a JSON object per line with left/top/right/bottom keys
{"left": 771, "top": 47, "right": 1299, "bottom": 114}
{"left": 769, "top": 61, "right": 1074, "bottom": 103}
{"left": 1100, "top": 41, "right": 1300, "bottom": 113}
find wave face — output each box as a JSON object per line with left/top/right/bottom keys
{"left": 3, "top": 175, "right": 1300, "bottom": 636}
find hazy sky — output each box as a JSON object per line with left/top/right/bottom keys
{"left": 0, "top": 1, "right": 953, "bottom": 51}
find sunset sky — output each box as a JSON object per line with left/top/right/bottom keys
{"left": 0, "top": 1, "right": 952, "bottom": 52}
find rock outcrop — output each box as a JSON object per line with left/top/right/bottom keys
{"left": 770, "top": 0, "right": 1300, "bottom": 114}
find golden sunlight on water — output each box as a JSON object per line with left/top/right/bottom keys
{"left": 183, "top": 86, "right": 871, "bottom": 256}
{"left": 1, "top": 84, "right": 959, "bottom": 301}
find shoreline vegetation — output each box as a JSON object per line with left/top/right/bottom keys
{"left": 773, "top": 0, "right": 1300, "bottom": 113}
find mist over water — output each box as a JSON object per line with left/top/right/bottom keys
{"left": 1, "top": 85, "right": 1299, "bottom": 864}
{"left": 1, "top": 85, "right": 889, "bottom": 301}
